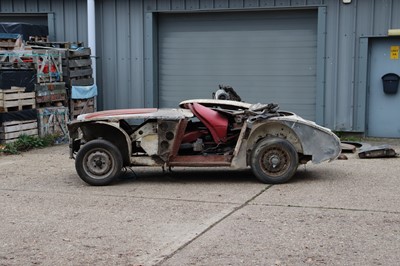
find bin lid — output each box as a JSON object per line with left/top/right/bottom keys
{"left": 382, "top": 73, "right": 400, "bottom": 81}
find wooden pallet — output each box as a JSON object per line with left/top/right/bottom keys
{"left": 27, "top": 41, "right": 84, "bottom": 49}
{"left": 0, "top": 35, "right": 23, "bottom": 51}
{"left": 64, "top": 76, "right": 94, "bottom": 87}
{"left": 62, "top": 66, "right": 92, "bottom": 78}
{"left": 0, "top": 119, "right": 38, "bottom": 143}
{"left": 63, "top": 58, "right": 92, "bottom": 68}
{"left": 0, "top": 87, "right": 36, "bottom": 112}
{"left": 35, "top": 82, "right": 67, "bottom": 107}
{"left": 70, "top": 97, "right": 96, "bottom": 120}
{"left": 60, "top": 47, "right": 91, "bottom": 59}
{"left": 59, "top": 48, "right": 93, "bottom": 88}
{"left": 0, "top": 39, "right": 16, "bottom": 49}
{"left": 28, "top": 36, "right": 49, "bottom": 43}
{"left": 33, "top": 49, "right": 63, "bottom": 84}
{"left": 0, "top": 50, "right": 62, "bottom": 82}
{"left": 37, "top": 107, "right": 69, "bottom": 138}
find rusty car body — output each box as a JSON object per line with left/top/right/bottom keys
{"left": 68, "top": 98, "right": 341, "bottom": 186}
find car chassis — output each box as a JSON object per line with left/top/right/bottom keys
{"left": 68, "top": 98, "right": 341, "bottom": 185}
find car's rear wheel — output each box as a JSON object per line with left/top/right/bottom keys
{"left": 75, "top": 139, "right": 123, "bottom": 186}
{"left": 250, "top": 137, "right": 298, "bottom": 184}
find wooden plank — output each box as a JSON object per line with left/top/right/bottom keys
{"left": 65, "top": 58, "right": 92, "bottom": 68}
{"left": 0, "top": 120, "right": 37, "bottom": 133}
{"left": 63, "top": 67, "right": 92, "bottom": 78}
{"left": 0, "top": 128, "right": 38, "bottom": 142}
{"left": 2, "top": 92, "right": 35, "bottom": 101}
{"left": 26, "top": 41, "right": 83, "bottom": 49}
{"left": 70, "top": 97, "right": 96, "bottom": 119}
{"left": 61, "top": 48, "right": 91, "bottom": 58}
{"left": 69, "top": 77, "right": 94, "bottom": 86}
{"left": 2, "top": 98, "right": 35, "bottom": 107}
{"left": 72, "top": 107, "right": 94, "bottom": 116}
{"left": 71, "top": 98, "right": 94, "bottom": 108}
{"left": 1, "top": 119, "right": 37, "bottom": 127}
{"left": 0, "top": 88, "right": 36, "bottom": 112}
{"left": 0, "top": 119, "right": 38, "bottom": 143}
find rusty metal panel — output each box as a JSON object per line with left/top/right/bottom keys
{"left": 169, "top": 155, "right": 232, "bottom": 167}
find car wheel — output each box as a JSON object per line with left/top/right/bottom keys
{"left": 75, "top": 139, "right": 123, "bottom": 186}
{"left": 250, "top": 137, "right": 298, "bottom": 184}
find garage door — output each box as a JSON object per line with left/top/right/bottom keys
{"left": 158, "top": 10, "right": 318, "bottom": 120}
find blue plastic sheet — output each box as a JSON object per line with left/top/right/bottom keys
{"left": 71, "top": 84, "right": 97, "bottom": 99}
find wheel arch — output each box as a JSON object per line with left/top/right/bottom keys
{"left": 79, "top": 122, "right": 131, "bottom": 166}
{"left": 246, "top": 121, "right": 303, "bottom": 164}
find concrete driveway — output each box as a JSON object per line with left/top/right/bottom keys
{"left": 1, "top": 141, "right": 400, "bottom": 265}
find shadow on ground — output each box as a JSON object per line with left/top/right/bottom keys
{"left": 111, "top": 164, "right": 344, "bottom": 186}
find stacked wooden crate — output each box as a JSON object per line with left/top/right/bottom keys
{"left": 61, "top": 47, "right": 96, "bottom": 119}
{"left": 35, "top": 82, "right": 67, "bottom": 108}
{"left": 0, "top": 33, "right": 23, "bottom": 51}
{"left": 0, "top": 49, "right": 69, "bottom": 142}
{"left": 0, "top": 87, "right": 35, "bottom": 112}
{"left": 32, "top": 50, "right": 69, "bottom": 139}
{"left": 33, "top": 49, "right": 63, "bottom": 84}
{"left": 62, "top": 48, "right": 93, "bottom": 87}
{"left": 0, "top": 87, "right": 38, "bottom": 143}
{"left": 37, "top": 107, "right": 69, "bottom": 140}
{"left": 35, "top": 84, "right": 69, "bottom": 140}
{"left": 0, "top": 25, "right": 73, "bottom": 143}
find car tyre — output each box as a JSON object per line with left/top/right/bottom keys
{"left": 75, "top": 139, "right": 123, "bottom": 186}
{"left": 251, "top": 137, "right": 298, "bottom": 184}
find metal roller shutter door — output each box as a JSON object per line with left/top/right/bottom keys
{"left": 158, "top": 10, "right": 317, "bottom": 120}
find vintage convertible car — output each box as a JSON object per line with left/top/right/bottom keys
{"left": 68, "top": 97, "right": 341, "bottom": 186}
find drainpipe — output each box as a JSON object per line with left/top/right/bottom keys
{"left": 87, "top": 0, "right": 96, "bottom": 83}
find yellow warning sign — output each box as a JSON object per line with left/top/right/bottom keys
{"left": 391, "top": 46, "right": 399, "bottom": 59}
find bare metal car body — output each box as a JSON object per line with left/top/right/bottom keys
{"left": 68, "top": 99, "right": 341, "bottom": 185}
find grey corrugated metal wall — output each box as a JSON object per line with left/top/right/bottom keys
{"left": 324, "top": 0, "right": 400, "bottom": 131}
{"left": 97, "top": 0, "right": 400, "bottom": 132}
{"left": 2, "top": 0, "right": 400, "bottom": 132}
{"left": 0, "top": 0, "right": 88, "bottom": 43}
{"left": 96, "top": 0, "right": 145, "bottom": 110}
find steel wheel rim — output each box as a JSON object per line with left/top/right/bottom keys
{"left": 259, "top": 146, "right": 290, "bottom": 177}
{"left": 83, "top": 148, "right": 114, "bottom": 179}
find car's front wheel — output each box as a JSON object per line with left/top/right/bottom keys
{"left": 75, "top": 139, "right": 123, "bottom": 186}
{"left": 250, "top": 137, "right": 298, "bottom": 184}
